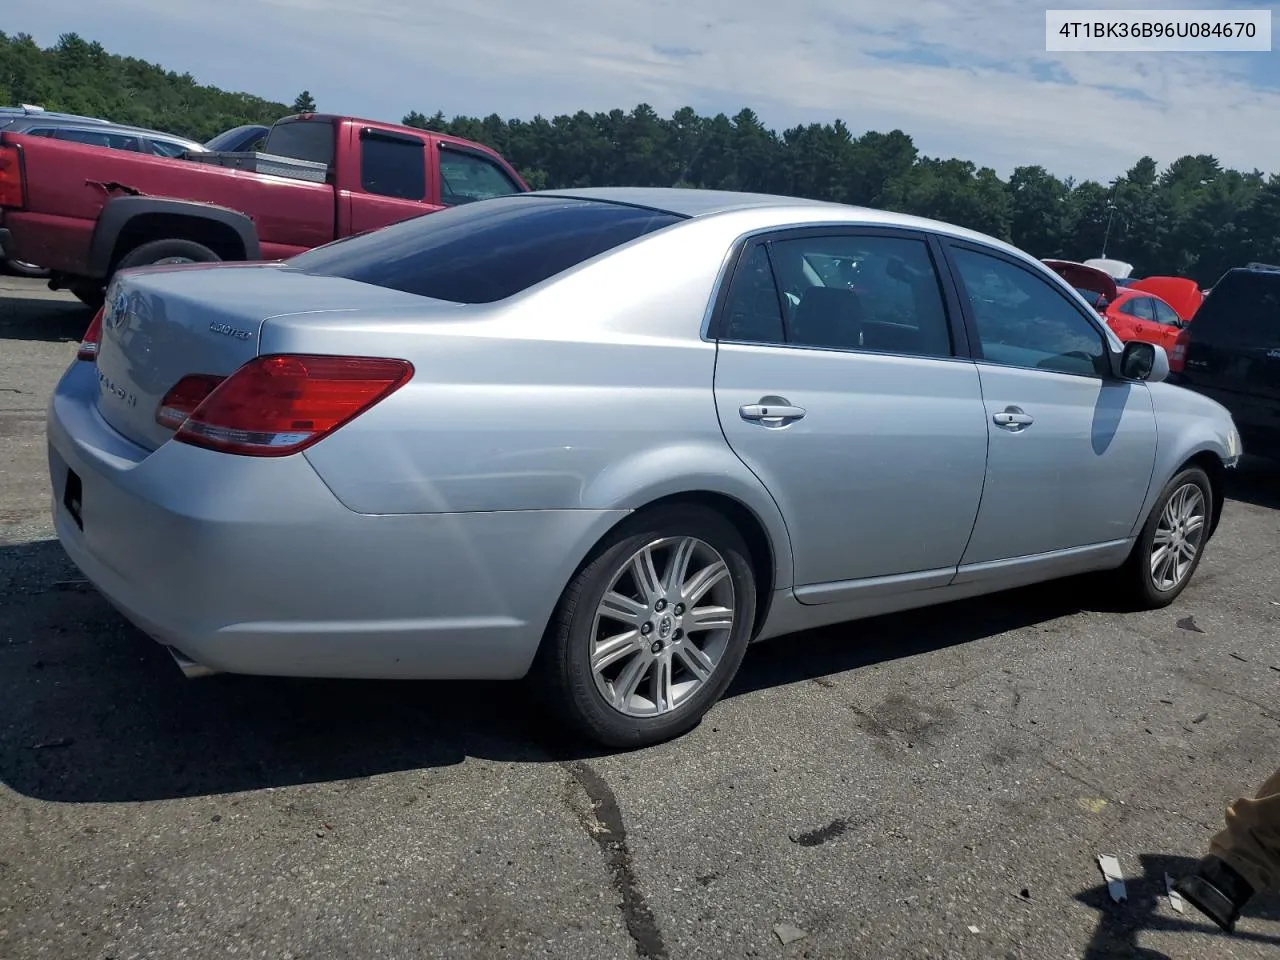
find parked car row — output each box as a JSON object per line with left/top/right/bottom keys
{"left": 1041, "top": 256, "right": 1276, "bottom": 461}
{"left": 0, "top": 106, "right": 529, "bottom": 305}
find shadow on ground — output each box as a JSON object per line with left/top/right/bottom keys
{"left": 1076, "top": 853, "right": 1280, "bottom": 958}
{"left": 1224, "top": 456, "right": 1280, "bottom": 512}
{"left": 0, "top": 538, "right": 1122, "bottom": 804}
{"left": 0, "top": 293, "right": 91, "bottom": 344}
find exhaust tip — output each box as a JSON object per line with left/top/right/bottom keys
{"left": 166, "top": 645, "right": 219, "bottom": 679}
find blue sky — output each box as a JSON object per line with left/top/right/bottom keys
{"left": 6, "top": 0, "right": 1278, "bottom": 182}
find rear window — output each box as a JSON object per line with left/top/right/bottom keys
{"left": 286, "top": 195, "right": 684, "bottom": 304}
{"left": 263, "top": 120, "right": 334, "bottom": 166}
{"left": 1195, "top": 271, "right": 1280, "bottom": 344}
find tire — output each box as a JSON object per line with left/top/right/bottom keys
{"left": 4, "top": 258, "right": 50, "bottom": 279}
{"left": 1116, "top": 465, "right": 1214, "bottom": 609}
{"left": 115, "top": 238, "right": 222, "bottom": 272}
{"left": 535, "top": 505, "right": 758, "bottom": 748}
{"left": 69, "top": 282, "right": 105, "bottom": 311}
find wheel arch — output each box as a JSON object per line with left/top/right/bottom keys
{"left": 86, "top": 196, "right": 261, "bottom": 278}
{"left": 1181, "top": 449, "right": 1227, "bottom": 540}
{"left": 578, "top": 446, "right": 794, "bottom": 598}
{"left": 556, "top": 475, "right": 791, "bottom": 648}
{"left": 626, "top": 490, "right": 779, "bottom": 640}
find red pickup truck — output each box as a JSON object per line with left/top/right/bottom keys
{"left": 0, "top": 113, "right": 529, "bottom": 307}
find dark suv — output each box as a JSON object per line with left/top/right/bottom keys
{"left": 1170, "top": 262, "right": 1280, "bottom": 460}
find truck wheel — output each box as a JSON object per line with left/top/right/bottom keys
{"left": 69, "top": 282, "right": 105, "bottom": 311}
{"left": 116, "top": 239, "right": 222, "bottom": 271}
{"left": 4, "top": 259, "right": 51, "bottom": 279}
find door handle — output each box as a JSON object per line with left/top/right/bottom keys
{"left": 992, "top": 406, "right": 1034, "bottom": 429}
{"left": 740, "top": 398, "right": 806, "bottom": 426}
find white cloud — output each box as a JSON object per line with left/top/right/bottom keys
{"left": 7, "top": 0, "right": 1279, "bottom": 181}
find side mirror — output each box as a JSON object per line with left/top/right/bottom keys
{"left": 1119, "top": 340, "right": 1169, "bottom": 383}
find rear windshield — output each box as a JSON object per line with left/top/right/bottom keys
{"left": 286, "top": 195, "right": 684, "bottom": 304}
{"left": 263, "top": 120, "right": 334, "bottom": 166}
{"left": 1073, "top": 287, "right": 1103, "bottom": 306}
{"left": 1195, "top": 271, "right": 1280, "bottom": 344}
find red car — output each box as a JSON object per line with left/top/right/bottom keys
{"left": 1042, "top": 259, "right": 1188, "bottom": 350}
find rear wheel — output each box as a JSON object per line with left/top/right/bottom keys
{"left": 535, "top": 505, "right": 757, "bottom": 748}
{"left": 1116, "top": 465, "right": 1213, "bottom": 608}
{"left": 115, "top": 238, "right": 222, "bottom": 272}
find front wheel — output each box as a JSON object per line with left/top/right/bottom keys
{"left": 535, "top": 506, "right": 757, "bottom": 748}
{"left": 69, "top": 281, "right": 105, "bottom": 311}
{"left": 4, "top": 258, "right": 50, "bottom": 279}
{"left": 1116, "top": 466, "right": 1213, "bottom": 609}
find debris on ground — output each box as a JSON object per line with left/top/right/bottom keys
{"left": 1177, "top": 616, "right": 1205, "bottom": 633}
{"left": 1192, "top": 712, "right": 1208, "bottom": 724}
{"left": 773, "top": 923, "right": 807, "bottom": 945}
{"left": 1077, "top": 798, "right": 1108, "bottom": 814}
{"left": 1096, "top": 854, "right": 1127, "bottom": 903}
{"left": 29, "top": 737, "right": 72, "bottom": 750}
{"left": 1165, "top": 873, "right": 1185, "bottom": 914}
{"left": 1229, "top": 652, "right": 1248, "bottom": 662}
{"left": 967, "top": 925, "right": 981, "bottom": 934}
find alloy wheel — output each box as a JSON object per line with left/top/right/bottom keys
{"left": 1150, "top": 482, "right": 1206, "bottom": 591}
{"left": 590, "top": 536, "right": 736, "bottom": 718}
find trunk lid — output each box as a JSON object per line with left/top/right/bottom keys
{"left": 94, "top": 261, "right": 433, "bottom": 451}
{"left": 1041, "top": 259, "right": 1118, "bottom": 309}
{"left": 1128, "top": 276, "right": 1204, "bottom": 321}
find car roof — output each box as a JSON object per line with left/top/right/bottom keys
{"left": 524, "top": 187, "right": 1026, "bottom": 253}
{"left": 2, "top": 116, "right": 204, "bottom": 148}
{"left": 0, "top": 105, "right": 111, "bottom": 124}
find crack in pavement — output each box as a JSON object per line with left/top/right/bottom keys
{"left": 563, "top": 760, "right": 668, "bottom": 960}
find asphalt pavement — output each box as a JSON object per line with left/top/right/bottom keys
{"left": 1, "top": 275, "right": 1278, "bottom": 959}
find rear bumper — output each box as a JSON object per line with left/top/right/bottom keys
{"left": 47, "top": 360, "right": 626, "bottom": 679}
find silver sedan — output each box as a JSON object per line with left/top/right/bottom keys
{"left": 47, "top": 187, "right": 1243, "bottom": 747}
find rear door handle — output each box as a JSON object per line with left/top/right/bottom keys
{"left": 740, "top": 398, "right": 806, "bottom": 426}
{"left": 993, "top": 407, "right": 1034, "bottom": 429}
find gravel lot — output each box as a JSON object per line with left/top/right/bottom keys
{"left": 1, "top": 274, "right": 1278, "bottom": 960}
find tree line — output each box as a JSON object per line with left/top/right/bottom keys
{"left": 4, "top": 31, "right": 1277, "bottom": 285}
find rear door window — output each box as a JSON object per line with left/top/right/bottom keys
{"left": 54, "top": 128, "right": 143, "bottom": 151}
{"left": 287, "top": 195, "right": 683, "bottom": 303}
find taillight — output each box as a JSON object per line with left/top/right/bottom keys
{"left": 155, "top": 374, "right": 226, "bottom": 430}
{"left": 168, "top": 354, "right": 413, "bottom": 457}
{"left": 0, "top": 144, "right": 23, "bottom": 208}
{"left": 76, "top": 308, "right": 105, "bottom": 361}
{"left": 1168, "top": 326, "right": 1192, "bottom": 373}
